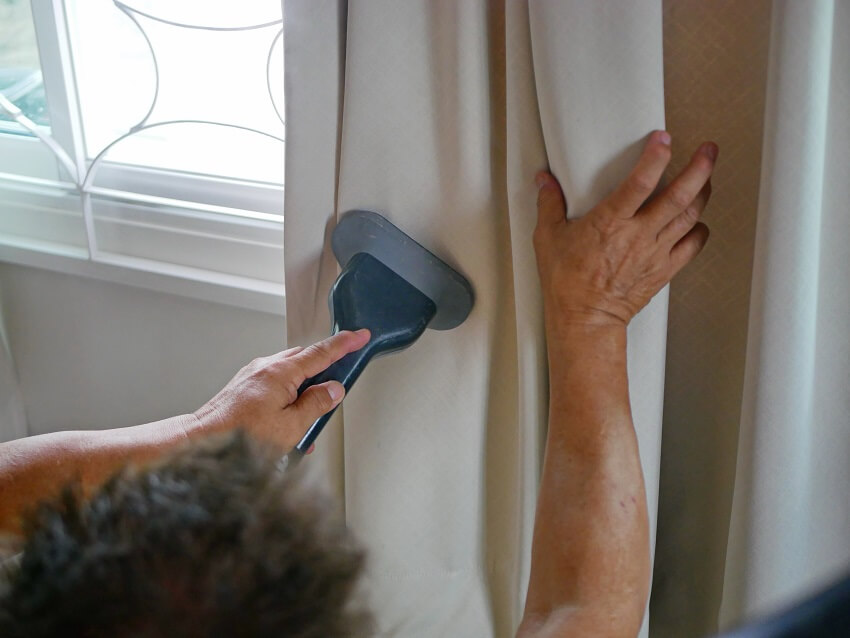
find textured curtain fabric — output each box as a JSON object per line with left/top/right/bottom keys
{"left": 283, "top": 1, "right": 666, "bottom": 636}
{"left": 653, "top": 1, "right": 850, "bottom": 636}
{"left": 720, "top": 0, "right": 850, "bottom": 627}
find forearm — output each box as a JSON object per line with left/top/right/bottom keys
{"left": 520, "top": 322, "right": 649, "bottom": 637}
{"left": 0, "top": 414, "right": 204, "bottom": 535}
{"left": 0, "top": 330, "right": 370, "bottom": 538}
{"left": 522, "top": 133, "right": 714, "bottom": 636}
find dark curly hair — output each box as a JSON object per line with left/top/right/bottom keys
{"left": 0, "top": 431, "right": 373, "bottom": 638}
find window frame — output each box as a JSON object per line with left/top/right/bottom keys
{"left": 0, "top": 0, "right": 286, "bottom": 315}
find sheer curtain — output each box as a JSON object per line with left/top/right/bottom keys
{"left": 283, "top": 1, "right": 666, "bottom": 635}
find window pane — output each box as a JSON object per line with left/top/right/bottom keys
{"left": 66, "top": 1, "right": 284, "bottom": 185}
{"left": 0, "top": 0, "right": 50, "bottom": 131}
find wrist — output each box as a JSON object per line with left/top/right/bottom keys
{"left": 145, "top": 413, "right": 211, "bottom": 444}
{"left": 542, "top": 296, "right": 631, "bottom": 330}
{"left": 544, "top": 316, "right": 627, "bottom": 351}
{"left": 186, "top": 408, "right": 229, "bottom": 440}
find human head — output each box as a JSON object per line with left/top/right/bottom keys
{"left": 0, "top": 432, "right": 372, "bottom": 637}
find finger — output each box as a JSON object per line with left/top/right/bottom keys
{"left": 657, "top": 178, "right": 711, "bottom": 246}
{"left": 288, "top": 329, "right": 371, "bottom": 380}
{"left": 604, "top": 130, "right": 672, "bottom": 217}
{"left": 289, "top": 380, "right": 345, "bottom": 426}
{"left": 669, "top": 222, "right": 710, "bottom": 277}
{"left": 260, "top": 345, "right": 304, "bottom": 366}
{"left": 306, "top": 444, "right": 316, "bottom": 455}
{"left": 535, "top": 171, "right": 567, "bottom": 228}
{"left": 644, "top": 142, "right": 717, "bottom": 230}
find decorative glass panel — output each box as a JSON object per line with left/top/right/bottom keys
{"left": 66, "top": 0, "right": 284, "bottom": 184}
{"left": 0, "top": 0, "right": 50, "bottom": 132}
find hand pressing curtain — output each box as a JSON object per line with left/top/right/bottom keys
{"left": 283, "top": 1, "right": 666, "bottom": 636}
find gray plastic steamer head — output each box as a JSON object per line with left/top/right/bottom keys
{"left": 287, "top": 210, "right": 474, "bottom": 462}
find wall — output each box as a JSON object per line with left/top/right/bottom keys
{"left": 0, "top": 263, "right": 285, "bottom": 436}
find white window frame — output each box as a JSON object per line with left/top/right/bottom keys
{"left": 0, "top": 0, "right": 286, "bottom": 315}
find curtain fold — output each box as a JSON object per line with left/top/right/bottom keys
{"left": 0, "top": 293, "right": 27, "bottom": 443}
{"left": 528, "top": 4, "right": 668, "bottom": 635}
{"left": 0, "top": 341, "right": 26, "bottom": 445}
{"left": 282, "top": 0, "right": 348, "bottom": 501}
{"left": 651, "top": 1, "right": 850, "bottom": 635}
{"left": 284, "top": 2, "right": 667, "bottom": 635}
{"left": 720, "top": 0, "right": 850, "bottom": 627}
{"left": 651, "top": 1, "right": 772, "bottom": 634}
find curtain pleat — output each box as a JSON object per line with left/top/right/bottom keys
{"left": 528, "top": 3, "right": 668, "bottom": 636}
{"left": 0, "top": 329, "right": 26, "bottom": 444}
{"left": 721, "top": 0, "right": 850, "bottom": 627}
{"left": 284, "top": 2, "right": 667, "bottom": 635}
{"left": 651, "top": 1, "right": 772, "bottom": 635}
{"left": 0, "top": 288, "right": 27, "bottom": 443}
{"left": 282, "top": 0, "right": 348, "bottom": 502}
{"left": 652, "top": 1, "right": 850, "bottom": 635}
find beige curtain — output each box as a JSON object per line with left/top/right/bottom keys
{"left": 721, "top": 0, "right": 850, "bottom": 627}
{"left": 654, "top": 1, "right": 850, "bottom": 636}
{"left": 284, "top": 1, "right": 666, "bottom": 635}
{"left": 0, "top": 294, "right": 26, "bottom": 443}
{"left": 284, "top": 1, "right": 849, "bottom": 636}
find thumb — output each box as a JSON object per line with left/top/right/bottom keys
{"left": 535, "top": 171, "right": 567, "bottom": 227}
{"left": 291, "top": 381, "right": 345, "bottom": 425}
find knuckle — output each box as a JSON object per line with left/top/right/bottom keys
{"left": 694, "top": 153, "right": 713, "bottom": 173}
{"left": 590, "top": 212, "right": 618, "bottom": 237}
{"left": 255, "top": 359, "right": 280, "bottom": 378}
{"left": 629, "top": 172, "right": 656, "bottom": 197}
{"left": 665, "top": 187, "right": 692, "bottom": 210}
{"left": 305, "top": 341, "right": 332, "bottom": 361}
{"left": 280, "top": 360, "right": 300, "bottom": 384}
{"left": 537, "top": 188, "right": 553, "bottom": 211}
{"left": 648, "top": 142, "right": 672, "bottom": 164}
{"left": 532, "top": 225, "right": 547, "bottom": 247}
{"left": 246, "top": 357, "right": 272, "bottom": 378}
{"left": 283, "top": 380, "right": 301, "bottom": 404}
{"left": 682, "top": 205, "right": 700, "bottom": 225}
{"left": 311, "top": 388, "right": 332, "bottom": 412}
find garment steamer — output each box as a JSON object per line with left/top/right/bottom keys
{"left": 284, "top": 210, "right": 475, "bottom": 467}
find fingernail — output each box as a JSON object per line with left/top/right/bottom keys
{"left": 355, "top": 328, "right": 371, "bottom": 339}
{"left": 703, "top": 142, "right": 718, "bottom": 161}
{"left": 535, "top": 172, "right": 548, "bottom": 188}
{"left": 657, "top": 130, "right": 671, "bottom": 146}
{"left": 328, "top": 382, "right": 344, "bottom": 402}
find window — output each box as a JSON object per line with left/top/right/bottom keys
{"left": 0, "top": 0, "right": 49, "bottom": 131}
{"left": 0, "top": 0, "right": 285, "bottom": 314}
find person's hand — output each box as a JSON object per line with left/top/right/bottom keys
{"left": 193, "top": 330, "right": 371, "bottom": 451}
{"left": 533, "top": 130, "right": 715, "bottom": 332}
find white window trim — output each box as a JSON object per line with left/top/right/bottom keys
{"left": 0, "top": 0, "right": 286, "bottom": 316}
